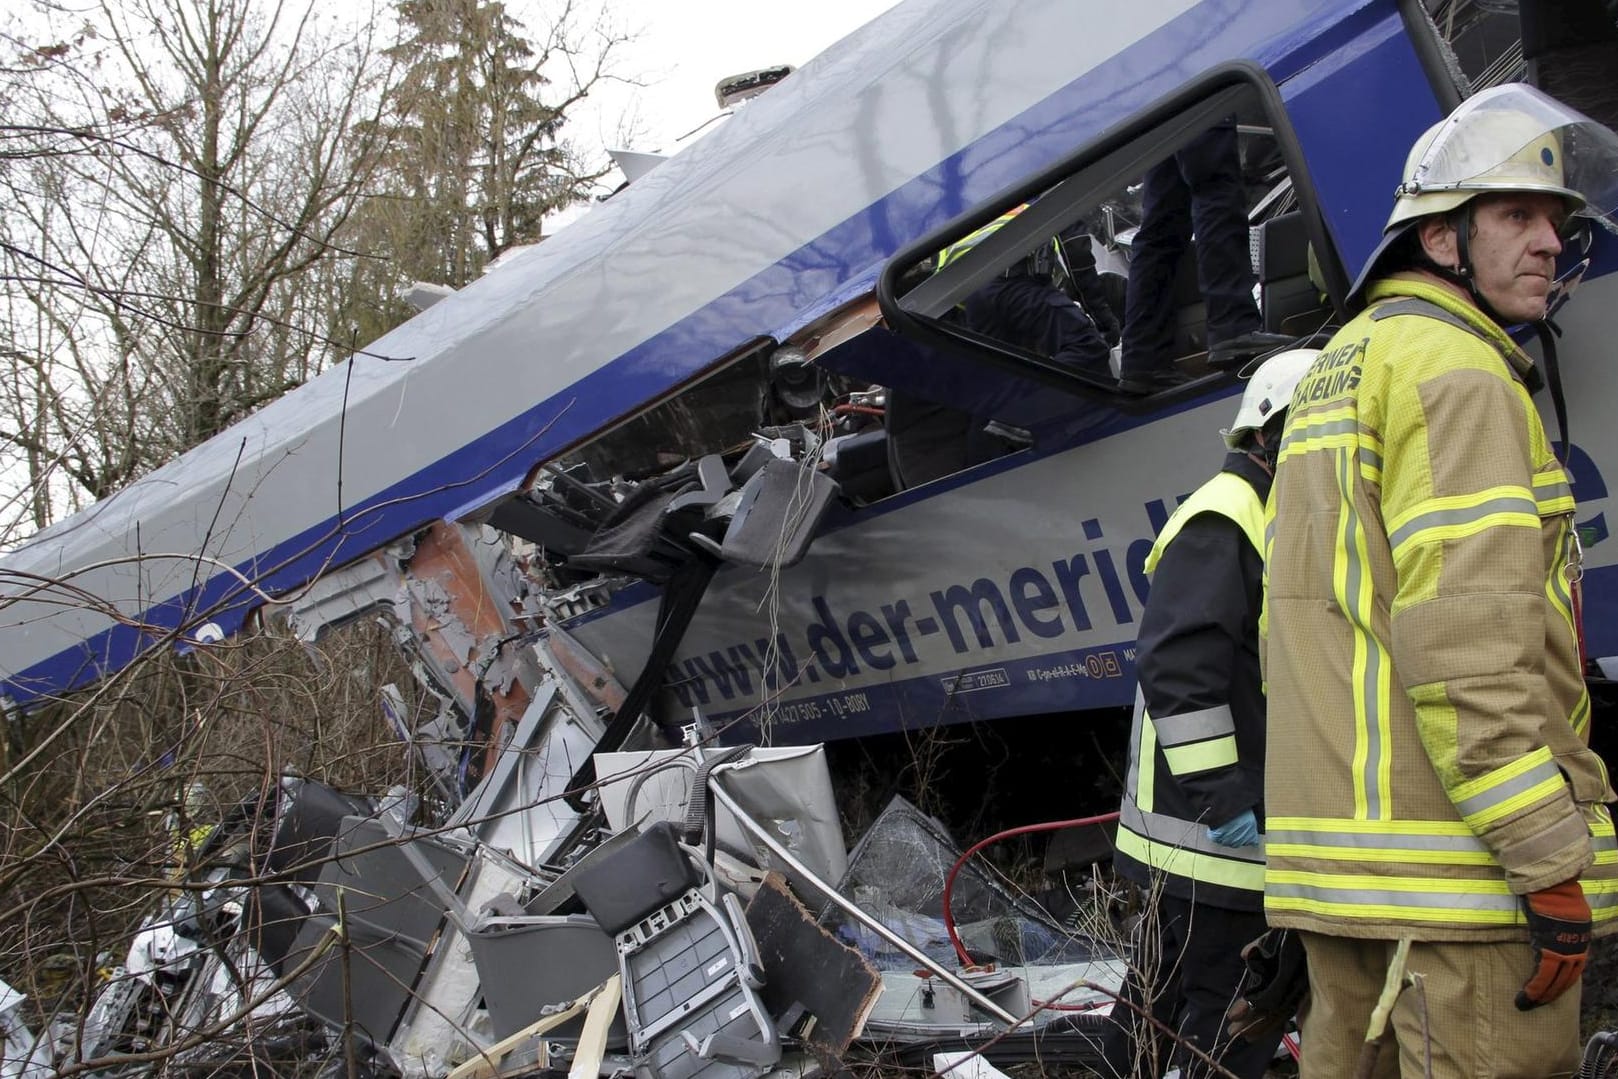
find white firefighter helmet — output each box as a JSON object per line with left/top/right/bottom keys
{"left": 1347, "top": 83, "right": 1618, "bottom": 307}
{"left": 1222, "top": 348, "right": 1319, "bottom": 449}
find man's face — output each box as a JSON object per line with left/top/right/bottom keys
{"left": 1424, "top": 192, "right": 1567, "bottom": 323}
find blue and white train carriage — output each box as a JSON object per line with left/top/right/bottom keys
{"left": 2, "top": 0, "right": 1615, "bottom": 761}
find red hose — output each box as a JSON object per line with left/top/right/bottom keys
{"left": 941, "top": 812, "right": 1121, "bottom": 968}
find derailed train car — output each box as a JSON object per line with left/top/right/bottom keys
{"left": 3, "top": 0, "right": 1617, "bottom": 754}
{"left": 4, "top": 0, "right": 1618, "bottom": 1075}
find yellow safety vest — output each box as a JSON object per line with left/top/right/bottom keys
{"left": 1116, "top": 471, "right": 1269, "bottom": 902}
{"left": 1146, "top": 471, "right": 1264, "bottom": 572}
{"left": 935, "top": 206, "right": 1026, "bottom": 270}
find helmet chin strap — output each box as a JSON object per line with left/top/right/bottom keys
{"left": 1451, "top": 204, "right": 1508, "bottom": 325}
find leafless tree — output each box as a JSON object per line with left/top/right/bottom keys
{"left": 0, "top": 0, "right": 636, "bottom": 545}
{"left": 0, "top": 0, "right": 637, "bottom": 1064}
{"left": 0, "top": 0, "right": 401, "bottom": 536}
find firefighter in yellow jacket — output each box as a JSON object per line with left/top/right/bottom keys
{"left": 1263, "top": 83, "right": 1618, "bottom": 1076}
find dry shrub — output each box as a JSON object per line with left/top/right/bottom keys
{"left": 0, "top": 618, "right": 421, "bottom": 1031}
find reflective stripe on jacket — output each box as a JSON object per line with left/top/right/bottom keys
{"left": 1263, "top": 276, "right": 1618, "bottom": 941}
{"left": 1116, "top": 459, "right": 1270, "bottom": 911}
{"left": 935, "top": 206, "right": 1027, "bottom": 271}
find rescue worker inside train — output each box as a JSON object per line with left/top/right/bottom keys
{"left": 1116, "top": 117, "right": 1292, "bottom": 395}
{"left": 937, "top": 204, "right": 1120, "bottom": 384}
{"left": 929, "top": 203, "right": 1121, "bottom": 452}
{"left": 1101, "top": 348, "right": 1317, "bottom": 1079}
{"left": 1262, "top": 83, "right": 1618, "bottom": 1078}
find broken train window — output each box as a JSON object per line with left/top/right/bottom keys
{"left": 858, "top": 69, "right": 1344, "bottom": 489}
{"left": 485, "top": 338, "right": 883, "bottom": 594}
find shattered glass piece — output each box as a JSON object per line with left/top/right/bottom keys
{"left": 818, "top": 795, "right": 1110, "bottom": 971}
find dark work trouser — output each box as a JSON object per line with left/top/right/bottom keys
{"left": 962, "top": 274, "right": 1111, "bottom": 374}
{"left": 1119, "top": 123, "right": 1260, "bottom": 379}
{"left": 1098, "top": 893, "right": 1280, "bottom": 1079}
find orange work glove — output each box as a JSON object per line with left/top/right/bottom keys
{"left": 1516, "top": 877, "right": 1591, "bottom": 1011}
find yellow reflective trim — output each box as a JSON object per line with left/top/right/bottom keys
{"left": 1392, "top": 511, "right": 1541, "bottom": 556}
{"left": 1115, "top": 825, "right": 1265, "bottom": 891}
{"left": 935, "top": 206, "right": 1025, "bottom": 268}
{"left": 1265, "top": 869, "right": 1520, "bottom": 926}
{"left": 1363, "top": 469, "right": 1393, "bottom": 819}
{"left": 1450, "top": 747, "right": 1558, "bottom": 825}
{"left": 1569, "top": 683, "right": 1592, "bottom": 739}
{"left": 1333, "top": 445, "right": 1389, "bottom": 820}
{"left": 1547, "top": 546, "right": 1575, "bottom": 635}
{"left": 1544, "top": 525, "right": 1586, "bottom": 743}
{"left": 1164, "top": 736, "right": 1238, "bottom": 776}
{"left": 1386, "top": 485, "right": 1535, "bottom": 536}
{"left": 1263, "top": 842, "right": 1496, "bottom": 867}
{"left": 1591, "top": 896, "right": 1618, "bottom": 925}
{"left": 1463, "top": 776, "right": 1566, "bottom": 830}
{"left": 1137, "top": 706, "right": 1157, "bottom": 810}
{"left": 1282, "top": 403, "right": 1357, "bottom": 429}
{"left": 1265, "top": 896, "right": 1521, "bottom": 925}
{"left": 1387, "top": 486, "right": 1540, "bottom": 559}
{"left": 1357, "top": 423, "right": 1382, "bottom": 488}
{"left": 1332, "top": 445, "right": 1361, "bottom": 817}
{"left": 1277, "top": 406, "right": 1362, "bottom": 464}
{"left": 1375, "top": 636, "right": 1394, "bottom": 819}
{"left": 1595, "top": 761, "right": 1614, "bottom": 807}
{"left": 1532, "top": 468, "right": 1574, "bottom": 514}
{"left": 1267, "top": 870, "right": 1512, "bottom": 894}
{"left": 1449, "top": 746, "right": 1554, "bottom": 801}
{"left": 1278, "top": 430, "right": 1358, "bottom": 464}
{"left": 1538, "top": 494, "right": 1576, "bottom": 515}
{"left": 1265, "top": 816, "right": 1479, "bottom": 836}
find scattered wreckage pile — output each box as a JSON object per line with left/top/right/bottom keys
{"left": 31, "top": 671, "right": 1126, "bottom": 1079}
{"left": 15, "top": 397, "right": 1618, "bottom": 1079}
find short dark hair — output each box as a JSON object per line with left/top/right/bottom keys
{"left": 1381, "top": 207, "right": 1477, "bottom": 277}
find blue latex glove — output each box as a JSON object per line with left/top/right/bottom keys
{"left": 1208, "top": 808, "right": 1260, "bottom": 848}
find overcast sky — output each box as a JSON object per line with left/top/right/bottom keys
{"left": 574, "top": 0, "right": 906, "bottom": 160}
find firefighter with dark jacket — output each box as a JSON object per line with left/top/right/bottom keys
{"left": 936, "top": 205, "right": 1116, "bottom": 378}
{"left": 1100, "top": 348, "right": 1317, "bottom": 1079}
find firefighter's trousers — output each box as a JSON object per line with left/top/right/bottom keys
{"left": 1099, "top": 893, "right": 1279, "bottom": 1079}
{"left": 1297, "top": 932, "right": 1580, "bottom": 1079}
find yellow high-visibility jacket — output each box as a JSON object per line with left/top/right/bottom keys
{"left": 935, "top": 205, "right": 1028, "bottom": 271}
{"left": 1262, "top": 275, "right": 1618, "bottom": 941}
{"left": 1115, "top": 460, "right": 1271, "bottom": 912}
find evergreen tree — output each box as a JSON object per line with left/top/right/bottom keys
{"left": 352, "top": 0, "right": 620, "bottom": 306}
